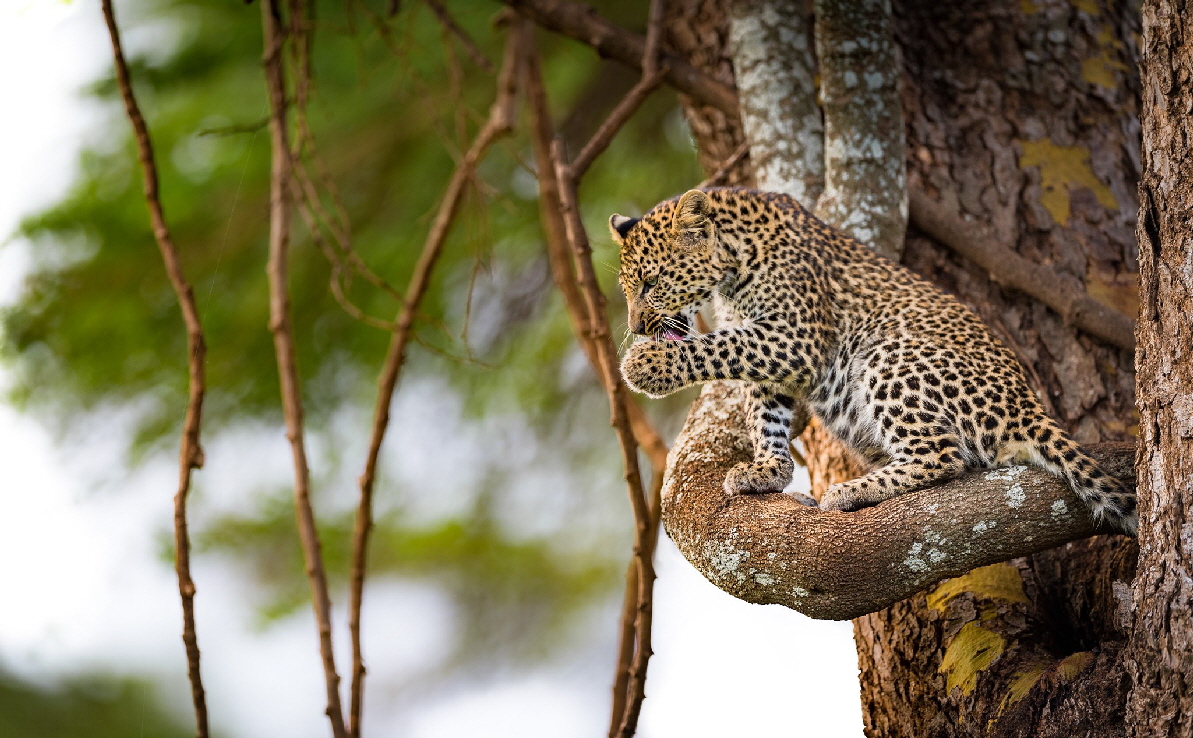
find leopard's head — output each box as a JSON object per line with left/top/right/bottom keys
{"left": 610, "top": 189, "right": 728, "bottom": 340}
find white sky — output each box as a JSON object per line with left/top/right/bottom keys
{"left": 0, "top": 1, "right": 863, "bottom": 736}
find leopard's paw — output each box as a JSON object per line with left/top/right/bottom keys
{"left": 821, "top": 481, "right": 865, "bottom": 512}
{"left": 723, "top": 457, "right": 794, "bottom": 495}
{"left": 620, "top": 342, "right": 685, "bottom": 398}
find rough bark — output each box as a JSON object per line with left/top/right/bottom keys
{"left": 849, "top": 1, "right": 1142, "bottom": 734}
{"left": 1126, "top": 0, "right": 1193, "bottom": 734}
{"left": 727, "top": 0, "right": 823, "bottom": 206}
{"left": 652, "top": 0, "right": 1143, "bottom": 735}
{"left": 814, "top": 0, "right": 908, "bottom": 259}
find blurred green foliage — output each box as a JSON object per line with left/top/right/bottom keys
{"left": 2, "top": 0, "right": 701, "bottom": 696}
{"left": 0, "top": 670, "right": 189, "bottom": 738}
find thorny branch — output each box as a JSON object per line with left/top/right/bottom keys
{"left": 509, "top": 0, "right": 1137, "bottom": 352}
{"left": 101, "top": 2, "right": 210, "bottom": 736}
{"left": 346, "top": 19, "right": 527, "bottom": 738}
{"left": 261, "top": 3, "right": 348, "bottom": 737}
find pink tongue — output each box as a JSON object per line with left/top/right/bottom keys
{"left": 662, "top": 329, "right": 685, "bottom": 341}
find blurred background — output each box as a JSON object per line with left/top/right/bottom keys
{"left": 0, "top": 1, "right": 861, "bottom": 735}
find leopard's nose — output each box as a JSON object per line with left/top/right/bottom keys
{"left": 631, "top": 319, "right": 648, "bottom": 336}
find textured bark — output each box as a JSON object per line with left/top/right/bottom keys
{"left": 727, "top": 0, "right": 823, "bottom": 206}
{"left": 1126, "top": 0, "right": 1193, "bottom": 734}
{"left": 655, "top": 0, "right": 1143, "bottom": 735}
{"left": 814, "top": 0, "right": 908, "bottom": 258}
{"left": 851, "top": 1, "right": 1142, "bottom": 734}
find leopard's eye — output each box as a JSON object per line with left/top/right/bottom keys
{"left": 644, "top": 274, "right": 659, "bottom": 287}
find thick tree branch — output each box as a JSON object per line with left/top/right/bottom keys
{"left": 728, "top": 0, "right": 822, "bottom": 206}
{"left": 813, "top": 0, "right": 907, "bottom": 258}
{"left": 662, "top": 383, "right": 1134, "bottom": 621}
{"left": 512, "top": 0, "right": 1136, "bottom": 352}
{"left": 910, "top": 188, "right": 1136, "bottom": 353}
{"left": 101, "top": 2, "right": 209, "bottom": 736}
{"left": 261, "top": 4, "right": 347, "bottom": 737}
{"left": 346, "top": 21, "right": 527, "bottom": 738}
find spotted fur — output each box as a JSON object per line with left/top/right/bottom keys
{"left": 612, "top": 187, "right": 1136, "bottom": 534}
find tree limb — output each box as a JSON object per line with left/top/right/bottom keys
{"left": 909, "top": 187, "right": 1136, "bottom": 353}
{"left": 510, "top": 0, "right": 1137, "bottom": 352}
{"left": 813, "top": 0, "right": 907, "bottom": 258}
{"left": 261, "top": 4, "right": 347, "bottom": 737}
{"left": 662, "top": 383, "right": 1134, "bottom": 621}
{"left": 101, "top": 2, "right": 210, "bottom": 736}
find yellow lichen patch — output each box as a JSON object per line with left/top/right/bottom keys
{"left": 1057, "top": 650, "right": 1094, "bottom": 680}
{"left": 927, "top": 562, "right": 1029, "bottom": 612}
{"left": 1020, "top": 0, "right": 1040, "bottom": 14}
{"left": 1018, "top": 139, "right": 1118, "bottom": 225}
{"left": 998, "top": 661, "right": 1050, "bottom": 715}
{"left": 1073, "top": 0, "right": 1100, "bottom": 14}
{"left": 1083, "top": 27, "right": 1129, "bottom": 89}
{"left": 940, "top": 622, "right": 1006, "bottom": 695}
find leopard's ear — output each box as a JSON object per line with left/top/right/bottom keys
{"left": 672, "top": 189, "right": 714, "bottom": 250}
{"left": 609, "top": 214, "right": 640, "bottom": 245}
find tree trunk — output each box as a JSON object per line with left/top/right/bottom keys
{"left": 1125, "top": 0, "right": 1193, "bottom": 734}
{"left": 666, "top": 0, "right": 1141, "bottom": 735}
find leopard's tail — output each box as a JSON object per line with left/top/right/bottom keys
{"left": 1029, "top": 423, "right": 1137, "bottom": 535}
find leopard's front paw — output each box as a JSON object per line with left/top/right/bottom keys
{"left": 620, "top": 341, "right": 687, "bottom": 398}
{"left": 821, "top": 481, "right": 866, "bottom": 512}
{"left": 723, "top": 457, "right": 794, "bottom": 495}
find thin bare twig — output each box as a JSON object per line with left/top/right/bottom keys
{"left": 101, "top": 2, "right": 209, "bottom": 736}
{"left": 524, "top": 41, "right": 668, "bottom": 470}
{"left": 551, "top": 134, "right": 657, "bottom": 737}
{"left": 261, "top": 3, "right": 348, "bottom": 737}
{"left": 345, "top": 22, "right": 528, "bottom": 738}
{"left": 529, "top": 4, "right": 669, "bottom": 732}
{"left": 426, "top": 0, "right": 495, "bottom": 73}
{"left": 696, "top": 141, "right": 750, "bottom": 189}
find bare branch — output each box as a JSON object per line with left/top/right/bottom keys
{"left": 500, "top": 0, "right": 737, "bottom": 114}
{"left": 695, "top": 141, "right": 750, "bottom": 190}
{"left": 101, "top": 2, "right": 209, "bottom": 736}
{"left": 524, "top": 41, "right": 669, "bottom": 470}
{"left": 261, "top": 4, "right": 347, "bottom": 737}
{"left": 346, "top": 22, "right": 527, "bottom": 737}
{"left": 662, "top": 383, "right": 1134, "bottom": 621}
{"left": 426, "top": 0, "right": 495, "bottom": 73}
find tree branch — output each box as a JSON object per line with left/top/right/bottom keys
{"left": 662, "top": 383, "right": 1134, "bottom": 621}
{"left": 101, "top": 2, "right": 210, "bottom": 736}
{"left": 813, "top": 0, "right": 907, "bottom": 258}
{"left": 346, "top": 20, "right": 527, "bottom": 737}
{"left": 511, "top": 0, "right": 1137, "bottom": 352}
{"left": 261, "top": 4, "right": 347, "bottom": 737}
{"left": 909, "top": 187, "right": 1136, "bottom": 353}
{"left": 499, "top": 0, "right": 737, "bottom": 114}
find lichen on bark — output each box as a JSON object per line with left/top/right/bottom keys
{"left": 813, "top": 0, "right": 908, "bottom": 258}
{"left": 727, "top": 0, "right": 823, "bottom": 206}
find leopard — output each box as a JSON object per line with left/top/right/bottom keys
{"left": 611, "top": 187, "right": 1137, "bottom": 535}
